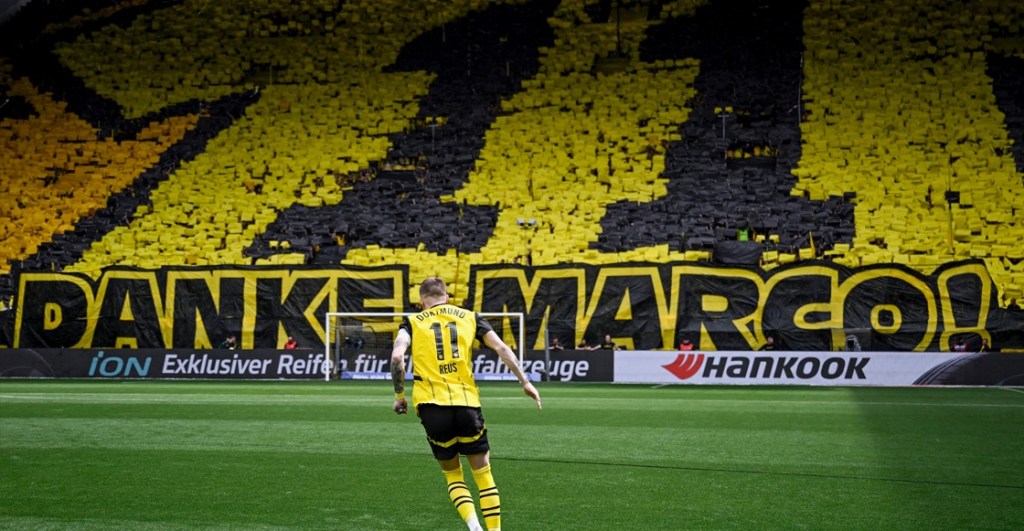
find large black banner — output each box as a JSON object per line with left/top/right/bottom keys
{"left": 468, "top": 260, "right": 1024, "bottom": 352}
{"left": 5, "top": 260, "right": 1024, "bottom": 352}
{"left": 9, "top": 265, "right": 407, "bottom": 352}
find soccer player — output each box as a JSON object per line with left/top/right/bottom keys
{"left": 390, "top": 277, "right": 542, "bottom": 531}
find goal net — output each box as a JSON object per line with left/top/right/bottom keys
{"left": 323, "top": 312, "right": 526, "bottom": 381}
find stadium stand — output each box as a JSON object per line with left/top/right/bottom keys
{"left": 1, "top": 0, "right": 1023, "bottom": 311}
{"left": 797, "top": 0, "right": 1024, "bottom": 306}
{"left": 596, "top": 0, "right": 856, "bottom": 265}
{"left": 0, "top": 75, "right": 200, "bottom": 276}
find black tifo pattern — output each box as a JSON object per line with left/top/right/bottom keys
{"left": 251, "top": 0, "right": 857, "bottom": 264}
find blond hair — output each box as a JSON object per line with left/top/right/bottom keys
{"left": 419, "top": 277, "right": 448, "bottom": 306}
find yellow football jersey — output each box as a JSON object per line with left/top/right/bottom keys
{"left": 401, "top": 304, "right": 493, "bottom": 409}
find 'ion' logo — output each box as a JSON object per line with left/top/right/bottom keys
{"left": 88, "top": 351, "right": 151, "bottom": 377}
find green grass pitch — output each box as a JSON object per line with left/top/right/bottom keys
{"left": 2, "top": 380, "right": 1023, "bottom": 530}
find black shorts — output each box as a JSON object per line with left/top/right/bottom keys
{"left": 417, "top": 404, "right": 490, "bottom": 461}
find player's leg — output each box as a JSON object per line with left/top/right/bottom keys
{"left": 420, "top": 405, "right": 483, "bottom": 531}
{"left": 439, "top": 456, "right": 483, "bottom": 531}
{"left": 467, "top": 451, "right": 501, "bottom": 531}
{"left": 449, "top": 406, "right": 500, "bottom": 530}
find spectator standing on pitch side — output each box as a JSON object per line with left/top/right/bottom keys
{"left": 599, "top": 334, "right": 621, "bottom": 350}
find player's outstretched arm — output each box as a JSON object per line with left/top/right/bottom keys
{"left": 483, "top": 330, "right": 542, "bottom": 410}
{"left": 390, "top": 329, "right": 410, "bottom": 415}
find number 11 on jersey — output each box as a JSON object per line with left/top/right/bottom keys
{"left": 430, "top": 322, "right": 461, "bottom": 361}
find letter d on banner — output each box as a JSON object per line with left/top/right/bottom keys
{"left": 16, "top": 273, "right": 96, "bottom": 348}
{"left": 44, "top": 302, "right": 63, "bottom": 330}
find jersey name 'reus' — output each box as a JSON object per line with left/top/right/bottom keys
{"left": 439, "top": 361, "right": 459, "bottom": 375}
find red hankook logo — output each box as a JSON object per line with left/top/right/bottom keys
{"left": 662, "top": 353, "right": 705, "bottom": 379}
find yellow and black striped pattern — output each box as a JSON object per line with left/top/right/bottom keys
{"left": 473, "top": 465, "right": 502, "bottom": 531}
{"left": 3, "top": 0, "right": 1024, "bottom": 307}
{"left": 443, "top": 466, "right": 478, "bottom": 525}
{"left": 405, "top": 305, "right": 484, "bottom": 409}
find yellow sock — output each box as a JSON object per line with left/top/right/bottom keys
{"left": 472, "top": 465, "right": 501, "bottom": 531}
{"left": 443, "top": 465, "right": 478, "bottom": 526}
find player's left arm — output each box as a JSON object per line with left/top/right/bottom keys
{"left": 390, "top": 328, "right": 410, "bottom": 415}
{"left": 483, "top": 330, "right": 542, "bottom": 410}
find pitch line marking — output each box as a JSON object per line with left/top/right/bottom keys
{"left": 498, "top": 455, "right": 1024, "bottom": 491}
{"left": 651, "top": 398, "right": 1024, "bottom": 408}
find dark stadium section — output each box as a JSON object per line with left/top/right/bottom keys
{"left": 987, "top": 53, "right": 1024, "bottom": 176}
{"left": 0, "top": 0, "right": 186, "bottom": 138}
{"left": 247, "top": 0, "right": 559, "bottom": 263}
{"left": 0, "top": 88, "right": 34, "bottom": 120}
{"left": 595, "top": 0, "right": 855, "bottom": 255}
{"left": 0, "top": 0, "right": 156, "bottom": 51}
{"left": 583, "top": 0, "right": 661, "bottom": 24}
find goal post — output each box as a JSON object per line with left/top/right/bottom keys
{"left": 323, "top": 311, "right": 526, "bottom": 381}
